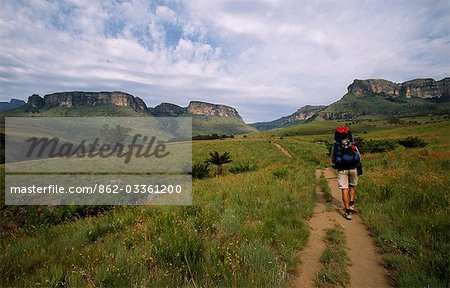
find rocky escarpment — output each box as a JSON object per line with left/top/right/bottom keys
{"left": 348, "top": 77, "right": 450, "bottom": 99}
{"left": 280, "top": 105, "right": 327, "bottom": 123}
{"left": 400, "top": 79, "right": 448, "bottom": 98}
{"left": 187, "top": 101, "right": 243, "bottom": 119}
{"left": 348, "top": 79, "right": 400, "bottom": 97}
{"left": 24, "top": 92, "right": 245, "bottom": 120}
{"left": 317, "top": 77, "right": 450, "bottom": 120}
{"left": 28, "top": 94, "right": 44, "bottom": 107}
{"left": 32, "top": 91, "right": 148, "bottom": 111}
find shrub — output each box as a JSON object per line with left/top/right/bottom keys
{"left": 357, "top": 138, "right": 397, "bottom": 153}
{"left": 386, "top": 117, "right": 404, "bottom": 124}
{"left": 192, "top": 134, "right": 234, "bottom": 140}
{"left": 229, "top": 162, "right": 257, "bottom": 174}
{"left": 398, "top": 137, "right": 428, "bottom": 148}
{"left": 191, "top": 163, "right": 210, "bottom": 179}
{"left": 272, "top": 167, "right": 288, "bottom": 179}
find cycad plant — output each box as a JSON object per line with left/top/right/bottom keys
{"left": 207, "top": 151, "right": 232, "bottom": 176}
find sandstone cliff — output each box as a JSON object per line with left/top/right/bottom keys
{"left": 348, "top": 79, "right": 400, "bottom": 97}
{"left": 347, "top": 77, "right": 449, "bottom": 99}
{"left": 400, "top": 78, "right": 448, "bottom": 98}
{"left": 37, "top": 91, "right": 148, "bottom": 111}
{"left": 281, "top": 105, "right": 327, "bottom": 122}
{"left": 317, "top": 77, "right": 450, "bottom": 120}
{"left": 187, "top": 101, "right": 243, "bottom": 120}
{"left": 25, "top": 92, "right": 245, "bottom": 120}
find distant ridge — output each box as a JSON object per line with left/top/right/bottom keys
{"left": 316, "top": 77, "right": 449, "bottom": 120}
{"left": 2, "top": 91, "right": 256, "bottom": 136}
{"left": 253, "top": 77, "right": 449, "bottom": 130}
{"left": 347, "top": 78, "right": 449, "bottom": 99}
{"left": 2, "top": 76, "right": 448, "bottom": 133}
{"left": 0, "top": 99, "right": 26, "bottom": 112}
{"left": 25, "top": 92, "right": 246, "bottom": 119}
{"left": 251, "top": 105, "right": 326, "bottom": 131}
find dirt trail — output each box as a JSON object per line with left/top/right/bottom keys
{"left": 291, "top": 168, "right": 390, "bottom": 288}
{"left": 273, "top": 143, "right": 293, "bottom": 158}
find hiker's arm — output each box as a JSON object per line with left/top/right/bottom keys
{"left": 356, "top": 146, "right": 362, "bottom": 160}
{"left": 330, "top": 144, "right": 335, "bottom": 164}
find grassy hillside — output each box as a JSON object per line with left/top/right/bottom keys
{"left": 250, "top": 105, "right": 327, "bottom": 131}
{"left": 250, "top": 118, "right": 307, "bottom": 131}
{"left": 249, "top": 93, "right": 448, "bottom": 132}
{"left": 1, "top": 103, "right": 149, "bottom": 117}
{"left": 191, "top": 115, "right": 257, "bottom": 136}
{"left": 255, "top": 114, "right": 449, "bottom": 139}
{"left": 316, "top": 93, "right": 449, "bottom": 120}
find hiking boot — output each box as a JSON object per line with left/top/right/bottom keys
{"left": 343, "top": 210, "right": 352, "bottom": 220}
{"left": 349, "top": 204, "right": 355, "bottom": 213}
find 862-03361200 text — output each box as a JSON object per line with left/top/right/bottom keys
{"left": 9, "top": 184, "right": 183, "bottom": 194}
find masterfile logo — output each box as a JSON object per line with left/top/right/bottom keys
{"left": 4, "top": 117, "right": 192, "bottom": 205}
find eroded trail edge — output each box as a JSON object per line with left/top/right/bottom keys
{"left": 273, "top": 143, "right": 293, "bottom": 158}
{"left": 291, "top": 168, "right": 390, "bottom": 288}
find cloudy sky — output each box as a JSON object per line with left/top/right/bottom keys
{"left": 0, "top": 0, "right": 448, "bottom": 122}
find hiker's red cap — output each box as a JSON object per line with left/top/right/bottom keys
{"left": 336, "top": 126, "right": 349, "bottom": 133}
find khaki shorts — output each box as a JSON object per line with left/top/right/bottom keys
{"left": 338, "top": 169, "right": 358, "bottom": 189}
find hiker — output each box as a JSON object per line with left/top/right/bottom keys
{"left": 330, "top": 126, "right": 361, "bottom": 220}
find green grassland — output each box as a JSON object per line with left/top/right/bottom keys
{"left": 0, "top": 137, "right": 318, "bottom": 287}
{"left": 1, "top": 115, "right": 449, "bottom": 287}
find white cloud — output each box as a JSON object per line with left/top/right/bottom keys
{"left": 0, "top": 0, "right": 448, "bottom": 122}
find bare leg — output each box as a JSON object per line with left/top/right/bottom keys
{"left": 349, "top": 186, "right": 356, "bottom": 203}
{"left": 342, "top": 188, "right": 350, "bottom": 210}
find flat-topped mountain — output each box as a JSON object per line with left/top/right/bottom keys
{"left": 251, "top": 105, "right": 326, "bottom": 131}
{"left": 5, "top": 91, "right": 255, "bottom": 135}
{"left": 317, "top": 77, "right": 449, "bottom": 120}
{"left": 347, "top": 78, "right": 449, "bottom": 99}
{"left": 149, "top": 101, "right": 243, "bottom": 120}
{"left": 28, "top": 91, "right": 147, "bottom": 111}
{"left": 187, "top": 101, "right": 242, "bottom": 119}
{"left": 25, "top": 92, "right": 245, "bottom": 119}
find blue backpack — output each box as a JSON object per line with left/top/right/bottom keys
{"left": 333, "top": 127, "right": 360, "bottom": 169}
